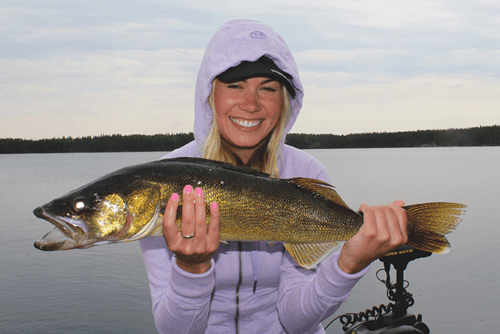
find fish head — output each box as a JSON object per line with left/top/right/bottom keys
{"left": 34, "top": 179, "right": 162, "bottom": 251}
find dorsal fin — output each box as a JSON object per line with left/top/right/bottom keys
{"left": 158, "top": 157, "right": 271, "bottom": 178}
{"left": 286, "top": 178, "right": 350, "bottom": 209}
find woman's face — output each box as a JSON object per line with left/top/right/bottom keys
{"left": 213, "top": 77, "right": 283, "bottom": 150}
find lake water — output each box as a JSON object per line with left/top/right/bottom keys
{"left": 1, "top": 147, "right": 498, "bottom": 333}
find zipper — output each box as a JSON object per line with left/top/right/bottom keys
{"left": 235, "top": 241, "right": 243, "bottom": 334}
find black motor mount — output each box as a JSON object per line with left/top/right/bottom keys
{"left": 326, "top": 246, "right": 432, "bottom": 334}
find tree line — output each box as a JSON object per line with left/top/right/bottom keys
{"left": 285, "top": 125, "right": 500, "bottom": 149}
{"left": 0, "top": 133, "right": 195, "bottom": 154}
{"left": 1, "top": 126, "right": 499, "bottom": 154}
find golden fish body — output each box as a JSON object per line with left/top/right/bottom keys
{"left": 33, "top": 158, "right": 465, "bottom": 268}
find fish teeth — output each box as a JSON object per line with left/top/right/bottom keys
{"left": 230, "top": 117, "right": 262, "bottom": 128}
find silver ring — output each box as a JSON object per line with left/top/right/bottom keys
{"left": 182, "top": 234, "right": 195, "bottom": 239}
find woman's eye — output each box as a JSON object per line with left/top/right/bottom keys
{"left": 227, "top": 84, "right": 241, "bottom": 89}
{"left": 262, "top": 86, "right": 277, "bottom": 92}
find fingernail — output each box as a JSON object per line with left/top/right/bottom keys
{"left": 211, "top": 202, "right": 218, "bottom": 211}
{"left": 185, "top": 185, "right": 193, "bottom": 194}
{"left": 394, "top": 199, "right": 405, "bottom": 207}
{"left": 195, "top": 187, "right": 203, "bottom": 197}
{"left": 171, "top": 193, "right": 179, "bottom": 201}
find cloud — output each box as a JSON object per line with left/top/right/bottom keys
{"left": 295, "top": 49, "right": 409, "bottom": 63}
{"left": 1, "top": 0, "right": 499, "bottom": 139}
{"left": 0, "top": 49, "right": 204, "bottom": 139}
{"left": 295, "top": 72, "right": 500, "bottom": 135}
{"left": 0, "top": 2, "right": 216, "bottom": 59}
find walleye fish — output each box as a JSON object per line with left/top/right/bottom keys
{"left": 33, "top": 157, "right": 465, "bottom": 269}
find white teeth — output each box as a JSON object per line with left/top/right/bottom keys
{"left": 230, "top": 117, "right": 262, "bottom": 128}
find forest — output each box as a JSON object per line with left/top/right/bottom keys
{"left": 1, "top": 125, "right": 499, "bottom": 154}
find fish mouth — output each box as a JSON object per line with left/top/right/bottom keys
{"left": 33, "top": 206, "right": 89, "bottom": 251}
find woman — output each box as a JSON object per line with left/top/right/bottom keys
{"left": 140, "top": 19, "right": 407, "bottom": 334}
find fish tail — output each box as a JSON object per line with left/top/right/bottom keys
{"left": 405, "top": 202, "right": 466, "bottom": 253}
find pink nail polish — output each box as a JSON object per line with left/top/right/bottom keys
{"left": 171, "top": 193, "right": 179, "bottom": 201}
{"left": 195, "top": 188, "right": 203, "bottom": 196}
{"left": 211, "top": 202, "right": 218, "bottom": 211}
{"left": 185, "top": 185, "right": 193, "bottom": 194}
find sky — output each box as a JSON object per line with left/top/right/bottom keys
{"left": 1, "top": 0, "right": 499, "bottom": 140}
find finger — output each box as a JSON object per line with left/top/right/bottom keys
{"left": 358, "top": 203, "right": 377, "bottom": 237}
{"left": 194, "top": 188, "right": 207, "bottom": 235}
{"left": 207, "top": 202, "right": 220, "bottom": 252}
{"left": 381, "top": 205, "right": 403, "bottom": 247}
{"left": 193, "top": 188, "right": 207, "bottom": 250}
{"left": 389, "top": 203, "right": 408, "bottom": 245}
{"left": 373, "top": 205, "right": 391, "bottom": 244}
{"left": 163, "top": 193, "right": 180, "bottom": 243}
{"left": 181, "top": 185, "right": 195, "bottom": 238}
{"left": 391, "top": 199, "right": 405, "bottom": 208}
{"left": 380, "top": 204, "right": 409, "bottom": 249}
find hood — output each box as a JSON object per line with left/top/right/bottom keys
{"left": 193, "top": 19, "right": 304, "bottom": 148}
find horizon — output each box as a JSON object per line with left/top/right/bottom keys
{"left": 2, "top": 124, "right": 498, "bottom": 141}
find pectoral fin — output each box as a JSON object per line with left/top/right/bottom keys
{"left": 284, "top": 242, "right": 339, "bottom": 269}
{"left": 146, "top": 204, "right": 183, "bottom": 237}
{"left": 149, "top": 217, "right": 164, "bottom": 237}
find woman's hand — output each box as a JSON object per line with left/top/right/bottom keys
{"left": 338, "top": 200, "right": 408, "bottom": 274}
{"left": 163, "top": 185, "right": 220, "bottom": 274}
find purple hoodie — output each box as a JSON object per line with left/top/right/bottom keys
{"left": 139, "top": 19, "right": 368, "bottom": 334}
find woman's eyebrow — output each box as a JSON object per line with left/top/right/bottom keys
{"left": 233, "top": 78, "right": 277, "bottom": 84}
{"left": 260, "top": 78, "right": 277, "bottom": 84}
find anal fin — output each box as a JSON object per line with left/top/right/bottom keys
{"left": 284, "top": 242, "right": 339, "bottom": 269}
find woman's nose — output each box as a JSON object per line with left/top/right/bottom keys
{"left": 239, "top": 91, "right": 260, "bottom": 112}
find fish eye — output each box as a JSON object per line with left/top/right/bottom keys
{"left": 75, "top": 201, "right": 85, "bottom": 210}
{"left": 71, "top": 197, "right": 87, "bottom": 213}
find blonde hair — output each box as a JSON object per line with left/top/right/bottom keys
{"left": 202, "top": 81, "right": 291, "bottom": 178}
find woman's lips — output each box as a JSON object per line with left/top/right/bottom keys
{"left": 230, "top": 117, "right": 262, "bottom": 128}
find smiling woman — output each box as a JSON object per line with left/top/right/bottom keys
{"left": 208, "top": 76, "right": 284, "bottom": 174}
{"left": 203, "top": 56, "right": 294, "bottom": 177}
{"left": 139, "top": 19, "right": 409, "bottom": 334}
{"left": 214, "top": 77, "right": 283, "bottom": 153}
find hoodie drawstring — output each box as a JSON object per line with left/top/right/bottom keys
{"left": 250, "top": 242, "right": 259, "bottom": 293}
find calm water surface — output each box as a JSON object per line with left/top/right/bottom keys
{"left": 1, "top": 148, "right": 498, "bottom": 333}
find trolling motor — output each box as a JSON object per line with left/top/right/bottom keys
{"left": 325, "top": 245, "right": 432, "bottom": 334}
